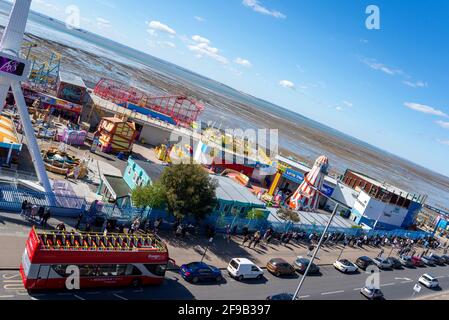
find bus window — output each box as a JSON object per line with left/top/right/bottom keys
{"left": 98, "top": 265, "right": 117, "bottom": 277}
{"left": 52, "top": 265, "right": 67, "bottom": 277}
{"left": 126, "top": 265, "right": 141, "bottom": 276}
{"left": 144, "top": 264, "right": 167, "bottom": 277}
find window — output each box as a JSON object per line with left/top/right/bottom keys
{"left": 144, "top": 264, "right": 167, "bottom": 277}
{"left": 126, "top": 265, "right": 142, "bottom": 276}
{"left": 52, "top": 265, "right": 67, "bottom": 277}
{"left": 229, "top": 260, "right": 239, "bottom": 269}
{"left": 127, "top": 166, "right": 132, "bottom": 175}
{"left": 251, "top": 266, "right": 259, "bottom": 272}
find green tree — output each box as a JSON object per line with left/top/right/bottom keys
{"left": 247, "top": 208, "right": 267, "bottom": 221}
{"left": 277, "top": 207, "right": 300, "bottom": 232}
{"left": 131, "top": 181, "right": 167, "bottom": 209}
{"left": 161, "top": 164, "right": 218, "bottom": 221}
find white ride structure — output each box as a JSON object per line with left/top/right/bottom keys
{"left": 0, "top": 0, "right": 53, "bottom": 195}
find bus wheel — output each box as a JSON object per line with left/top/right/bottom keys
{"left": 131, "top": 279, "right": 141, "bottom": 288}
{"left": 192, "top": 277, "right": 199, "bottom": 284}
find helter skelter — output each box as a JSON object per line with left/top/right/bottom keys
{"left": 289, "top": 155, "right": 330, "bottom": 212}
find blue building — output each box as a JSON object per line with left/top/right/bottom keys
{"left": 97, "top": 158, "right": 165, "bottom": 208}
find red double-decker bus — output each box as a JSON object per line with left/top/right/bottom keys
{"left": 20, "top": 228, "right": 172, "bottom": 291}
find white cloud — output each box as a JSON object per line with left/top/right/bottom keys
{"left": 279, "top": 80, "right": 295, "bottom": 90}
{"left": 336, "top": 106, "right": 343, "bottom": 112}
{"left": 194, "top": 16, "right": 205, "bottom": 22}
{"left": 192, "top": 35, "right": 210, "bottom": 44}
{"left": 343, "top": 100, "right": 353, "bottom": 107}
{"left": 436, "top": 120, "right": 449, "bottom": 129}
{"left": 361, "top": 58, "right": 402, "bottom": 76}
{"left": 403, "top": 80, "right": 428, "bottom": 88}
{"left": 147, "top": 21, "right": 176, "bottom": 35}
{"left": 404, "top": 102, "right": 448, "bottom": 118}
{"left": 159, "top": 41, "right": 176, "bottom": 48}
{"left": 242, "top": 0, "right": 286, "bottom": 19}
{"left": 437, "top": 139, "right": 449, "bottom": 146}
{"left": 96, "top": 17, "right": 111, "bottom": 29}
{"left": 234, "top": 57, "right": 252, "bottom": 67}
{"left": 188, "top": 39, "right": 228, "bottom": 64}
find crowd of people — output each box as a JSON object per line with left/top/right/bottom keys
{"left": 20, "top": 200, "right": 52, "bottom": 228}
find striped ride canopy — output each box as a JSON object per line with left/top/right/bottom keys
{"left": 289, "top": 156, "right": 329, "bottom": 211}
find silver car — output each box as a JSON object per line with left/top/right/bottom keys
{"left": 373, "top": 257, "right": 393, "bottom": 269}
{"left": 360, "top": 286, "right": 384, "bottom": 300}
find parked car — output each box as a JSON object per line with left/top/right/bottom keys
{"left": 227, "top": 258, "right": 264, "bottom": 281}
{"left": 360, "top": 286, "right": 384, "bottom": 300}
{"left": 399, "top": 255, "right": 414, "bottom": 267}
{"left": 419, "top": 274, "right": 439, "bottom": 288}
{"left": 429, "top": 254, "right": 446, "bottom": 266}
{"left": 421, "top": 255, "right": 436, "bottom": 266}
{"left": 355, "top": 256, "right": 374, "bottom": 270}
{"left": 293, "top": 256, "right": 320, "bottom": 274}
{"left": 386, "top": 257, "right": 403, "bottom": 269}
{"left": 333, "top": 259, "right": 358, "bottom": 273}
{"left": 441, "top": 255, "right": 449, "bottom": 264}
{"left": 373, "top": 257, "right": 393, "bottom": 269}
{"left": 180, "top": 262, "right": 223, "bottom": 284}
{"left": 266, "top": 258, "right": 295, "bottom": 277}
{"left": 266, "top": 293, "right": 295, "bottom": 300}
{"left": 411, "top": 256, "right": 425, "bottom": 267}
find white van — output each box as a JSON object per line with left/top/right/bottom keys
{"left": 227, "top": 258, "right": 264, "bottom": 281}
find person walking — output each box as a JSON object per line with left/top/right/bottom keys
{"left": 242, "top": 233, "right": 250, "bottom": 246}
{"left": 253, "top": 231, "right": 261, "bottom": 248}
{"left": 247, "top": 233, "right": 255, "bottom": 248}
{"left": 20, "top": 200, "right": 28, "bottom": 217}
{"left": 75, "top": 212, "right": 83, "bottom": 230}
{"left": 307, "top": 244, "right": 315, "bottom": 257}
{"left": 38, "top": 206, "right": 45, "bottom": 224}
{"left": 154, "top": 217, "right": 162, "bottom": 233}
{"left": 42, "top": 208, "right": 51, "bottom": 229}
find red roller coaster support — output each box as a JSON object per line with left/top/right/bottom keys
{"left": 93, "top": 78, "right": 204, "bottom": 127}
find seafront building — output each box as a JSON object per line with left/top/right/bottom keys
{"left": 342, "top": 170, "right": 426, "bottom": 230}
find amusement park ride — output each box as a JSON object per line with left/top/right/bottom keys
{"left": 0, "top": 0, "right": 53, "bottom": 195}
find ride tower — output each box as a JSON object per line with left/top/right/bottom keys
{"left": 0, "top": 0, "right": 53, "bottom": 195}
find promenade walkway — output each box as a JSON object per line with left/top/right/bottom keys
{"left": 0, "top": 211, "right": 443, "bottom": 271}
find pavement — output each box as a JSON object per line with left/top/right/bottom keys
{"left": 0, "top": 210, "right": 434, "bottom": 271}
{"left": 1, "top": 210, "right": 449, "bottom": 300}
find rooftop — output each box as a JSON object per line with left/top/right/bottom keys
{"left": 212, "top": 175, "right": 265, "bottom": 206}
{"left": 133, "top": 160, "right": 166, "bottom": 183}
{"left": 102, "top": 174, "right": 131, "bottom": 199}
{"left": 59, "top": 71, "right": 87, "bottom": 88}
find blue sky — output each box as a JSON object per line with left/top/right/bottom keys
{"left": 26, "top": 0, "right": 449, "bottom": 176}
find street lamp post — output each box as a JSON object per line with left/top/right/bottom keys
{"left": 201, "top": 237, "right": 214, "bottom": 263}
{"left": 292, "top": 203, "right": 339, "bottom": 300}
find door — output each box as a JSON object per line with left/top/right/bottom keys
{"left": 36, "top": 265, "right": 51, "bottom": 289}
{"left": 250, "top": 265, "right": 260, "bottom": 278}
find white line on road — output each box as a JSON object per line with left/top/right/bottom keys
{"left": 0, "top": 295, "right": 14, "bottom": 298}
{"left": 298, "top": 295, "right": 310, "bottom": 299}
{"left": 401, "top": 280, "right": 414, "bottom": 284}
{"left": 113, "top": 293, "right": 128, "bottom": 300}
{"left": 353, "top": 288, "right": 362, "bottom": 291}
{"left": 321, "top": 290, "right": 344, "bottom": 296}
{"left": 74, "top": 294, "right": 86, "bottom": 301}
{"left": 381, "top": 283, "right": 396, "bottom": 287}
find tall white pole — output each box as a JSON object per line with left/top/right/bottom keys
{"left": 292, "top": 204, "right": 339, "bottom": 300}
{"left": 0, "top": 0, "right": 53, "bottom": 197}
{"left": 11, "top": 82, "right": 52, "bottom": 194}
{"left": 0, "top": 0, "right": 32, "bottom": 114}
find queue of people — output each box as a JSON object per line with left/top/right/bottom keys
{"left": 20, "top": 200, "right": 51, "bottom": 228}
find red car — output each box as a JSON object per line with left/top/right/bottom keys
{"left": 411, "top": 256, "right": 425, "bottom": 267}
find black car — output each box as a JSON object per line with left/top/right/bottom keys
{"left": 386, "top": 257, "right": 403, "bottom": 269}
{"left": 441, "top": 255, "right": 449, "bottom": 264}
{"left": 355, "top": 256, "right": 374, "bottom": 270}
{"left": 266, "top": 293, "right": 296, "bottom": 300}
{"left": 430, "top": 254, "right": 446, "bottom": 266}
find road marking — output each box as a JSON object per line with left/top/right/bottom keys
{"left": 298, "top": 295, "right": 310, "bottom": 299}
{"left": 395, "top": 277, "right": 411, "bottom": 281}
{"left": 74, "top": 294, "right": 86, "bottom": 301}
{"left": 401, "top": 280, "right": 414, "bottom": 284}
{"left": 353, "top": 288, "right": 362, "bottom": 291}
{"left": 381, "top": 283, "right": 396, "bottom": 287}
{"left": 0, "top": 295, "right": 14, "bottom": 298}
{"left": 113, "top": 293, "right": 128, "bottom": 300}
{"left": 321, "top": 290, "right": 344, "bottom": 296}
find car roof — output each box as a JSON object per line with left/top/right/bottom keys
{"left": 270, "top": 258, "right": 288, "bottom": 264}
{"left": 423, "top": 273, "right": 436, "bottom": 279}
{"left": 233, "top": 258, "right": 254, "bottom": 265}
{"left": 359, "top": 256, "right": 372, "bottom": 261}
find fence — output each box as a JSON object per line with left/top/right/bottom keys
{"left": 0, "top": 185, "right": 87, "bottom": 216}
